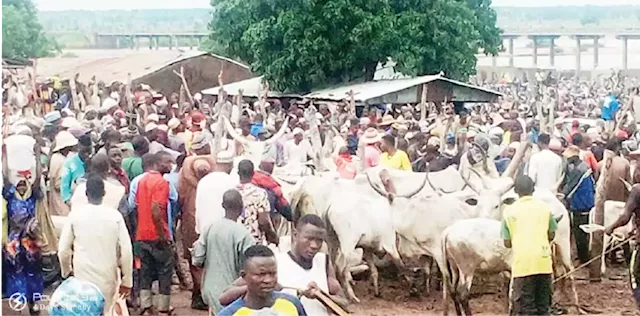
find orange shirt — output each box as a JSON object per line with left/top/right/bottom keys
{"left": 580, "top": 150, "right": 598, "bottom": 172}
{"left": 135, "top": 171, "right": 170, "bottom": 241}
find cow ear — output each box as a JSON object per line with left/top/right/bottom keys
{"left": 503, "top": 197, "right": 516, "bottom": 205}
{"left": 464, "top": 198, "right": 478, "bottom": 206}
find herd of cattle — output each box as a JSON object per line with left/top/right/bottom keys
{"left": 48, "top": 122, "right": 634, "bottom": 315}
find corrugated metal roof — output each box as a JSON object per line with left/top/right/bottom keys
{"left": 36, "top": 50, "right": 249, "bottom": 84}
{"left": 303, "top": 74, "right": 501, "bottom": 103}
{"left": 200, "top": 76, "right": 301, "bottom": 98}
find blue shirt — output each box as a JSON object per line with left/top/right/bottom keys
{"left": 128, "top": 172, "right": 179, "bottom": 239}
{"left": 60, "top": 153, "right": 86, "bottom": 202}
{"left": 250, "top": 122, "right": 264, "bottom": 138}
{"left": 219, "top": 291, "right": 307, "bottom": 316}
{"left": 601, "top": 95, "right": 620, "bottom": 121}
{"left": 568, "top": 175, "right": 595, "bottom": 212}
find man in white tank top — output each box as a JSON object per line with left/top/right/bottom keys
{"left": 275, "top": 214, "right": 348, "bottom": 315}
{"left": 218, "top": 215, "right": 348, "bottom": 315}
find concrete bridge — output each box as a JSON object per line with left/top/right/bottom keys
{"left": 94, "top": 32, "right": 208, "bottom": 50}
{"left": 497, "top": 31, "right": 640, "bottom": 71}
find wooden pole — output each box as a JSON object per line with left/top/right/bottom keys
{"left": 305, "top": 103, "right": 325, "bottom": 171}
{"left": 172, "top": 66, "right": 194, "bottom": 105}
{"left": 420, "top": 83, "right": 427, "bottom": 121}
{"left": 349, "top": 90, "right": 356, "bottom": 117}
{"left": 69, "top": 74, "right": 80, "bottom": 112}
{"left": 259, "top": 80, "right": 269, "bottom": 120}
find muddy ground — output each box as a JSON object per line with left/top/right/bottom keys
{"left": 168, "top": 266, "right": 637, "bottom": 316}
{"left": 3, "top": 265, "right": 636, "bottom": 315}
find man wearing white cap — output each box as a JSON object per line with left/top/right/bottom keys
{"left": 49, "top": 131, "right": 78, "bottom": 216}
{"left": 284, "top": 128, "right": 313, "bottom": 167}
{"left": 195, "top": 151, "right": 239, "bottom": 235}
{"left": 167, "top": 118, "right": 185, "bottom": 152}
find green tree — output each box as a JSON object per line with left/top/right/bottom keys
{"left": 2, "top": 0, "right": 55, "bottom": 61}
{"left": 209, "top": 0, "right": 502, "bottom": 93}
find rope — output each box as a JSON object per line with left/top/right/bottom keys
{"left": 552, "top": 227, "right": 632, "bottom": 284}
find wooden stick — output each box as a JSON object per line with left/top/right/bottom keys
{"left": 216, "top": 63, "right": 225, "bottom": 106}
{"left": 348, "top": 90, "right": 355, "bottom": 117}
{"left": 69, "top": 74, "right": 80, "bottom": 112}
{"left": 259, "top": 80, "right": 269, "bottom": 119}
{"left": 420, "top": 83, "right": 427, "bottom": 121}
{"left": 281, "top": 286, "right": 350, "bottom": 316}
{"left": 172, "top": 66, "right": 194, "bottom": 105}
{"left": 126, "top": 73, "right": 134, "bottom": 116}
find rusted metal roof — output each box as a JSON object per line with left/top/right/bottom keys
{"left": 35, "top": 50, "right": 249, "bottom": 84}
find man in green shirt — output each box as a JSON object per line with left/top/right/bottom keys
{"left": 122, "top": 135, "right": 149, "bottom": 181}
{"left": 502, "top": 175, "right": 557, "bottom": 315}
{"left": 191, "top": 189, "right": 256, "bottom": 313}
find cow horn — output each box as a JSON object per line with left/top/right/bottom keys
{"left": 396, "top": 171, "right": 428, "bottom": 198}
{"left": 265, "top": 117, "right": 290, "bottom": 145}
{"left": 222, "top": 116, "right": 248, "bottom": 145}
{"left": 462, "top": 169, "right": 483, "bottom": 194}
{"left": 620, "top": 177, "right": 633, "bottom": 192}
{"left": 365, "top": 170, "right": 390, "bottom": 199}
{"left": 425, "top": 168, "right": 457, "bottom": 194}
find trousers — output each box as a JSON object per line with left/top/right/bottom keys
{"left": 570, "top": 211, "right": 591, "bottom": 264}
{"left": 510, "top": 274, "right": 552, "bottom": 316}
{"left": 138, "top": 240, "right": 174, "bottom": 311}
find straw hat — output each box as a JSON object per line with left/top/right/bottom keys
{"left": 563, "top": 145, "right": 580, "bottom": 158}
{"left": 361, "top": 127, "right": 382, "bottom": 145}
{"left": 378, "top": 114, "right": 396, "bottom": 127}
{"left": 53, "top": 131, "right": 79, "bottom": 152}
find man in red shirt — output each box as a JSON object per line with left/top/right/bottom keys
{"left": 135, "top": 151, "right": 174, "bottom": 315}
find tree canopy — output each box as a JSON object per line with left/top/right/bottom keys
{"left": 2, "top": 0, "right": 56, "bottom": 61}
{"left": 209, "top": 0, "right": 502, "bottom": 93}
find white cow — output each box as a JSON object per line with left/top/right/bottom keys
{"left": 392, "top": 174, "right": 514, "bottom": 295}
{"left": 441, "top": 218, "right": 512, "bottom": 316}
{"left": 289, "top": 171, "right": 427, "bottom": 302}
{"left": 590, "top": 200, "right": 633, "bottom": 274}
{"left": 462, "top": 169, "right": 579, "bottom": 309}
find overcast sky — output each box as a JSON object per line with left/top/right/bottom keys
{"left": 35, "top": 0, "right": 637, "bottom": 11}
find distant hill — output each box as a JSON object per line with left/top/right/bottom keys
{"left": 38, "top": 8, "right": 211, "bottom": 34}
{"left": 494, "top": 5, "right": 640, "bottom": 31}
{"left": 38, "top": 6, "right": 640, "bottom": 49}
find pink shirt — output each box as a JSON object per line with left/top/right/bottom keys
{"left": 364, "top": 145, "right": 381, "bottom": 168}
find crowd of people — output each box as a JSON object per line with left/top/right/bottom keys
{"left": 2, "top": 71, "right": 640, "bottom": 315}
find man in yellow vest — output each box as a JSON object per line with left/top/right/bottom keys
{"left": 501, "top": 175, "right": 558, "bottom": 315}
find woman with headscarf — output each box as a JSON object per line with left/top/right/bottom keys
{"left": 48, "top": 131, "right": 78, "bottom": 216}
{"left": 2, "top": 143, "right": 45, "bottom": 315}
